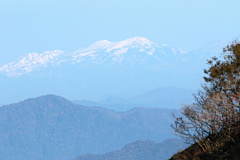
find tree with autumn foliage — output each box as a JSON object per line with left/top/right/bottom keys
{"left": 172, "top": 40, "right": 240, "bottom": 152}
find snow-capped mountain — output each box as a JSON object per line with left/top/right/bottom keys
{"left": 0, "top": 50, "right": 65, "bottom": 77}
{"left": 72, "top": 37, "right": 187, "bottom": 63}
{"left": 0, "top": 37, "right": 227, "bottom": 105}
{"left": 0, "top": 37, "right": 187, "bottom": 77}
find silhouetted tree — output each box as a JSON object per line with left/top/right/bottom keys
{"left": 172, "top": 40, "right": 240, "bottom": 152}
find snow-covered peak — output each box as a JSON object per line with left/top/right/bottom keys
{"left": 73, "top": 37, "right": 157, "bottom": 58}
{"left": 106, "top": 37, "right": 156, "bottom": 51}
{"left": 20, "top": 50, "right": 64, "bottom": 64}
{"left": 0, "top": 37, "right": 189, "bottom": 77}
{"left": 110, "top": 37, "right": 156, "bottom": 49}
{"left": 0, "top": 50, "right": 64, "bottom": 77}
{"left": 88, "top": 40, "right": 112, "bottom": 49}
{"left": 80, "top": 37, "right": 155, "bottom": 50}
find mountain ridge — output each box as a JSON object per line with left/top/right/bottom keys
{"left": 0, "top": 94, "right": 179, "bottom": 160}
{"left": 73, "top": 87, "right": 194, "bottom": 111}
{"left": 0, "top": 37, "right": 187, "bottom": 77}
{"left": 0, "top": 37, "right": 227, "bottom": 105}
{"left": 75, "top": 139, "right": 188, "bottom": 160}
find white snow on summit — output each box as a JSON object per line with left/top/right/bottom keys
{"left": 0, "top": 37, "right": 188, "bottom": 77}
{"left": 107, "top": 37, "right": 156, "bottom": 50}
{"left": 0, "top": 50, "right": 64, "bottom": 77}
{"left": 72, "top": 37, "right": 158, "bottom": 61}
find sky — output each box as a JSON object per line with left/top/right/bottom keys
{"left": 0, "top": 0, "right": 240, "bottom": 65}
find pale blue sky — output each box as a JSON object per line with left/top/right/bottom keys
{"left": 1, "top": 0, "right": 240, "bottom": 64}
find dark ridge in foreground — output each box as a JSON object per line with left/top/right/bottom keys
{"left": 169, "top": 122, "right": 240, "bottom": 160}
{"left": 75, "top": 139, "right": 188, "bottom": 160}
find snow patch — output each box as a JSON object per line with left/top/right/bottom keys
{"left": 112, "top": 48, "right": 129, "bottom": 55}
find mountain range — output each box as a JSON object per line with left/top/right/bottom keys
{"left": 0, "top": 37, "right": 226, "bottom": 105}
{"left": 0, "top": 94, "right": 179, "bottom": 160}
{"left": 73, "top": 87, "right": 194, "bottom": 111}
{"left": 0, "top": 37, "right": 187, "bottom": 77}
{"left": 75, "top": 139, "right": 188, "bottom": 160}
{"left": 0, "top": 38, "right": 228, "bottom": 159}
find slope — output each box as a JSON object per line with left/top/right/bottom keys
{"left": 75, "top": 139, "right": 188, "bottom": 160}
{"left": 169, "top": 122, "right": 240, "bottom": 160}
{"left": 0, "top": 94, "right": 178, "bottom": 160}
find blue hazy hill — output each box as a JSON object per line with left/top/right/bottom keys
{"left": 0, "top": 94, "right": 179, "bottom": 160}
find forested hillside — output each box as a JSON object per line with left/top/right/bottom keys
{"left": 0, "top": 95, "right": 178, "bottom": 160}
